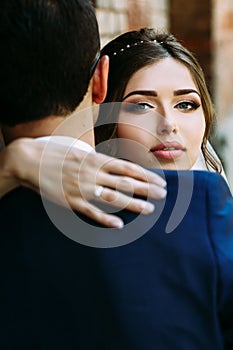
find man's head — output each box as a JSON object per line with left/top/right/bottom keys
{"left": 0, "top": 0, "right": 100, "bottom": 127}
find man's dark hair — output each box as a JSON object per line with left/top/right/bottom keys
{"left": 0, "top": 0, "right": 100, "bottom": 126}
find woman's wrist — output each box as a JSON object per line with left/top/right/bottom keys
{"left": 0, "top": 143, "right": 20, "bottom": 197}
{"left": 0, "top": 138, "right": 40, "bottom": 197}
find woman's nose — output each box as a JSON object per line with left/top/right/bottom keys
{"left": 156, "top": 110, "right": 178, "bottom": 135}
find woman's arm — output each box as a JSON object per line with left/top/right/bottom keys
{"left": 1, "top": 138, "right": 166, "bottom": 228}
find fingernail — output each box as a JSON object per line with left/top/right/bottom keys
{"left": 111, "top": 219, "right": 124, "bottom": 229}
{"left": 140, "top": 202, "right": 155, "bottom": 214}
{"left": 161, "top": 179, "right": 167, "bottom": 187}
{"left": 153, "top": 177, "right": 166, "bottom": 187}
{"left": 151, "top": 187, "right": 167, "bottom": 199}
{"left": 159, "top": 187, "right": 167, "bottom": 198}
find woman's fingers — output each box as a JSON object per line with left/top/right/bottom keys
{"left": 92, "top": 186, "right": 156, "bottom": 214}
{"left": 67, "top": 190, "right": 154, "bottom": 229}
{"left": 77, "top": 151, "right": 167, "bottom": 200}
{"left": 61, "top": 150, "right": 167, "bottom": 223}
{"left": 103, "top": 157, "right": 166, "bottom": 188}
{"left": 97, "top": 173, "right": 167, "bottom": 200}
{"left": 67, "top": 198, "right": 124, "bottom": 229}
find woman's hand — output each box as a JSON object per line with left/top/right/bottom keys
{"left": 1, "top": 138, "right": 166, "bottom": 228}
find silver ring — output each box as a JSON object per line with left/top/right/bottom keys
{"left": 94, "top": 185, "right": 104, "bottom": 198}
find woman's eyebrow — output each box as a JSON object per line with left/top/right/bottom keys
{"left": 122, "top": 88, "right": 200, "bottom": 101}
{"left": 122, "top": 90, "right": 157, "bottom": 101}
{"left": 173, "top": 89, "right": 201, "bottom": 97}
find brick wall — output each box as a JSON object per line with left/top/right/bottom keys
{"left": 127, "top": 0, "right": 168, "bottom": 31}
{"left": 213, "top": 0, "right": 233, "bottom": 188}
{"left": 96, "top": 0, "right": 128, "bottom": 46}
{"left": 96, "top": 0, "right": 168, "bottom": 46}
{"left": 170, "top": 0, "right": 212, "bottom": 91}
{"left": 213, "top": 0, "right": 233, "bottom": 120}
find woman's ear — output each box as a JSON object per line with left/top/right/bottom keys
{"left": 92, "top": 55, "right": 109, "bottom": 104}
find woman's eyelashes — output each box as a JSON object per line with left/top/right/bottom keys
{"left": 122, "top": 97, "right": 201, "bottom": 114}
{"left": 122, "top": 101, "right": 155, "bottom": 114}
{"left": 174, "top": 100, "right": 200, "bottom": 112}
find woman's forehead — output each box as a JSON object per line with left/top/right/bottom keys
{"left": 125, "top": 58, "right": 198, "bottom": 94}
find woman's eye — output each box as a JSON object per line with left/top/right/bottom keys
{"left": 123, "top": 102, "right": 154, "bottom": 113}
{"left": 175, "top": 101, "right": 200, "bottom": 111}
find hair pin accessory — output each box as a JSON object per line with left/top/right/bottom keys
{"left": 111, "top": 39, "right": 163, "bottom": 56}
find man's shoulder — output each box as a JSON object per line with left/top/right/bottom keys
{"left": 156, "top": 169, "right": 230, "bottom": 197}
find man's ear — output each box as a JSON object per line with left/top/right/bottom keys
{"left": 92, "top": 55, "right": 109, "bottom": 104}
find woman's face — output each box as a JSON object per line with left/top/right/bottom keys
{"left": 117, "top": 57, "right": 205, "bottom": 170}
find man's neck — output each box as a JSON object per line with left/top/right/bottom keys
{"left": 2, "top": 116, "right": 65, "bottom": 144}
{"left": 1, "top": 109, "right": 95, "bottom": 148}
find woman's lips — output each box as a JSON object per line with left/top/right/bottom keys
{"left": 150, "top": 142, "right": 186, "bottom": 160}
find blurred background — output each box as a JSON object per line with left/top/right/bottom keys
{"left": 92, "top": 0, "right": 233, "bottom": 189}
